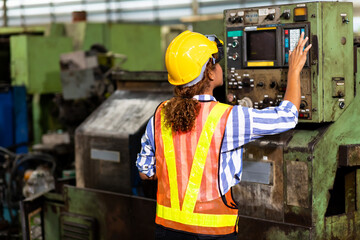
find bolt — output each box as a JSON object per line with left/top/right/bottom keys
{"left": 342, "top": 17, "right": 350, "bottom": 24}
{"left": 341, "top": 37, "right": 347, "bottom": 45}
{"left": 339, "top": 101, "right": 345, "bottom": 109}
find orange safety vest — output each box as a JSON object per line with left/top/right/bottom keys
{"left": 154, "top": 101, "right": 238, "bottom": 236}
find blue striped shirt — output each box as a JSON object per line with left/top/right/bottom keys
{"left": 136, "top": 95, "right": 298, "bottom": 195}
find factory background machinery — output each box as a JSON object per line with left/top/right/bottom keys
{"left": 0, "top": 0, "right": 359, "bottom": 240}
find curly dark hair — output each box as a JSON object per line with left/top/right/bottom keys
{"left": 163, "top": 59, "right": 216, "bottom": 132}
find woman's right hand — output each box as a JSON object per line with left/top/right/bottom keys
{"left": 284, "top": 32, "right": 312, "bottom": 111}
{"left": 288, "top": 32, "right": 312, "bottom": 74}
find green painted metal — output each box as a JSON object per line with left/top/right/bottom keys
{"left": 0, "top": 25, "right": 47, "bottom": 35}
{"left": 32, "top": 94, "right": 64, "bottom": 144}
{"left": 44, "top": 202, "right": 64, "bottom": 240}
{"left": 281, "top": 32, "right": 360, "bottom": 240}
{"left": 222, "top": 2, "right": 359, "bottom": 239}
{"left": 64, "top": 22, "right": 109, "bottom": 51}
{"left": 311, "top": 68, "right": 360, "bottom": 239}
{"left": 192, "top": 19, "right": 224, "bottom": 40}
{"left": 10, "top": 35, "right": 73, "bottom": 94}
{"left": 108, "top": 24, "right": 164, "bottom": 71}
{"left": 43, "top": 192, "right": 65, "bottom": 240}
{"left": 267, "top": 228, "right": 310, "bottom": 240}
{"left": 46, "top": 23, "right": 66, "bottom": 37}
{"left": 287, "top": 129, "right": 321, "bottom": 149}
{"left": 322, "top": 2, "right": 354, "bottom": 121}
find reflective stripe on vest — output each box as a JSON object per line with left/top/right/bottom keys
{"left": 158, "top": 103, "right": 237, "bottom": 227}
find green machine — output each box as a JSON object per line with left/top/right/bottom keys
{"left": 6, "top": 22, "right": 166, "bottom": 143}
{"left": 224, "top": 1, "right": 360, "bottom": 239}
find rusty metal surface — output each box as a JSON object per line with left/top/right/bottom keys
{"left": 286, "top": 161, "right": 309, "bottom": 208}
{"left": 112, "top": 70, "right": 168, "bottom": 82}
{"left": 233, "top": 143, "right": 284, "bottom": 222}
{"left": 64, "top": 186, "right": 156, "bottom": 240}
{"left": 21, "top": 193, "right": 47, "bottom": 240}
{"left": 339, "top": 144, "right": 360, "bottom": 167}
{"left": 284, "top": 205, "right": 312, "bottom": 227}
{"left": 75, "top": 90, "right": 171, "bottom": 193}
{"left": 112, "top": 70, "right": 173, "bottom": 92}
{"left": 237, "top": 216, "right": 311, "bottom": 240}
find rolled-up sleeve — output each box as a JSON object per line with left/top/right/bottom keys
{"left": 221, "top": 100, "right": 298, "bottom": 153}
{"left": 136, "top": 117, "right": 156, "bottom": 177}
{"left": 250, "top": 100, "right": 298, "bottom": 140}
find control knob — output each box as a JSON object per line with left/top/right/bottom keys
{"left": 300, "top": 100, "right": 308, "bottom": 109}
{"left": 228, "top": 16, "right": 238, "bottom": 24}
{"left": 257, "top": 82, "right": 264, "bottom": 87}
{"left": 242, "top": 77, "right": 251, "bottom": 87}
{"left": 232, "top": 40, "right": 239, "bottom": 48}
{"left": 266, "top": 14, "right": 275, "bottom": 21}
{"left": 227, "top": 74, "right": 235, "bottom": 80}
{"left": 231, "top": 53, "right": 239, "bottom": 61}
{"left": 270, "top": 81, "right": 277, "bottom": 88}
{"left": 227, "top": 93, "right": 237, "bottom": 104}
{"left": 281, "top": 12, "right": 291, "bottom": 20}
{"left": 228, "top": 15, "right": 243, "bottom": 24}
{"left": 238, "top": 97, "right": 253, "bottom": 108}
{"left": 262, "top": 97, "right": 274, "bottom": 107}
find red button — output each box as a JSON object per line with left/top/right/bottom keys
{"left": 285, "top": 30, "right": 289, "bottom": 34}
{"left": 299, "top": 113, "right": 304, "bottom": 118}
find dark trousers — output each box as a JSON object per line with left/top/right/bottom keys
{"left": 155, "top": 225, "right": 237, "bottom": 240}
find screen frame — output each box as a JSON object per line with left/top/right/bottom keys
{"left": 243, "top": 26, "right": 282, "bottom": 67}
{"left": 246, "top": 30, "right": 277, "bottom": 61}
{"left": 241, "top": 23, "right": 310, "bottom": 68}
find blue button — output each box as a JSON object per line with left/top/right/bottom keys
{"left": 285, "top": 53, "right": 289, "bottom": 63}
{"left": 285, "top": 38, "right": 289, "bottom": 48}
{"left": 301, "top": 28, "right": 305, "bottom": 33}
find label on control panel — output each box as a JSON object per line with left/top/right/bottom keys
{"left": 259, "top": 9, "right": 269, "bottom": 16}
{"left": 238, "top": 11, "right": 245, "bottom": 16}
{"left": 228, "top": 30, "right": 243, "bottom": 37}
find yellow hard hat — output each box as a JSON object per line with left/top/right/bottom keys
{"left": 165, "top": 30, "right": 222, "bottom": 86}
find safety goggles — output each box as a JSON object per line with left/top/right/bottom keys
{"left": 206, "top": 34, "right": 224, "bottom": 63}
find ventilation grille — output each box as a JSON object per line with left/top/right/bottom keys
{"left": 60, "top": 212, "right": 96, "bottom": 240}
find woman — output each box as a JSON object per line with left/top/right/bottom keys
{"left": 137, "top": 30, "right": 311, "bottom": 239}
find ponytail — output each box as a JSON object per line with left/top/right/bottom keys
{"left": 163, "top": 59, "right": 216, "bottom": 132}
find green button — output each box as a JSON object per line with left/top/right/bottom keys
{"left": 228, "top": 30, "right": 243, "bottom": 37}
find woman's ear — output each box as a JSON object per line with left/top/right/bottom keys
{"left": 208, "top": 69, "right": 215, "bottom": 81}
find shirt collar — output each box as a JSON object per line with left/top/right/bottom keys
{"left": 193, "top": 95, "right": 217, "bottom": 102}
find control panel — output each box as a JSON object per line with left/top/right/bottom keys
{"left": 227, "top": 68, "right": 312, "bottom": 118}
{"left": 224, "top": 3, "right": 354, "bottom": 123}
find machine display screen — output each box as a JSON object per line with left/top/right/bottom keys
{"left": 246, "top": 30, "right": 276, "bottom": 60}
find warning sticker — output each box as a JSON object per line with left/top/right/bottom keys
{"left": 259, "top": 8, "right": 269, "bottom": 16}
